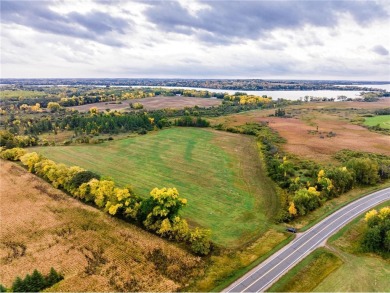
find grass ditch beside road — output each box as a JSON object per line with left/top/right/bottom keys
{"left": 267, "top": 248, "right": 343, "bottom": 292}
{"left": 188, "top": 229, "right": 294, "bottom": 292}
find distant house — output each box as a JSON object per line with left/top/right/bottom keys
{"left": 176, "top": 94, "right": 182, "bottom": 96}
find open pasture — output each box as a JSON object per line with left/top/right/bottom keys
{"left": 0, "top": 160, "right": 204, "bottom": 291}
{"left": 211, "top": 100, "right": 390, "bottom": 163}
{"left": 69, "top": 96, "right": 222, "bottom": 112}
{"left": 32, "top": 128, "right": 277, "bottom": 247}
{"left": 364, "top": 115, "right": 390, "bottom": 129}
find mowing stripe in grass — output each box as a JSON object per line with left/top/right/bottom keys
{"left": 32, "top": 128, "right": 276, "bottom": 247}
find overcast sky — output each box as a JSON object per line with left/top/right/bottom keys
{"left": 1, "top": 0, "right": 390, "bottom": 80}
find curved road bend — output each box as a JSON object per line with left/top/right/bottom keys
{"left": 224, "top": 187, "right": 390, "bottom": 293}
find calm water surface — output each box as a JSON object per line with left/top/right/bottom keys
{"left": 132, "top": 86, "right": 388, "bottom": 101}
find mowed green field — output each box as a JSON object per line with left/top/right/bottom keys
{"left": 32, "top": 128, "right": 277, "bottom": 247}
{"left": 364, "top": 115, "right": 390, "bottom": 129}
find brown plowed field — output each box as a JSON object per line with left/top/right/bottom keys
{"left": 0, "top": 160, "right": 204, "bottom": 291}
{"left": 70, "top": 96, "right": 222, "bottom": 112}
{"left": 262, "top": 115, "right": 390, "bottom": 162}
{"left": 211, "top": 100, "right": 390, "bottom": 163}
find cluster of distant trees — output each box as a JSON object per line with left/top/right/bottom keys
{"left": 0, "top": 149, "right": 212, "bottom": 255}
{"left": 0, "top": 130, "right": 38, "bottom": 149}
{"left": 0, "top": 268, "right": 63, "bottom": 292}
{"left": 1, "top": 89, "right": 286, "bottom": 145}
{"left": 174, "top": 116, "right": 210, "bottom": 127}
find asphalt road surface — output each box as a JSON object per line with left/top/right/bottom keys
{"left": 224, "top": 187, "right": 390, "bottom": 292}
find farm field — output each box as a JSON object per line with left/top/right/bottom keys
{"left": 364, "top": 114, "right": 390, "bottom": 129}
{"left": 31, "top": 127, "right": 277, "bottom": 247}
{"left": 0, "top": 160, "right": 205, "bottom": 291}
{"left": 210, "top": 100, "right": 390, "bottom": 163}
{"left": 69, "top": 95, "right": 222, "bottom": 112}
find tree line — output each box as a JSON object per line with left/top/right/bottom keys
{"left": 0, "top": 148, "right": 211, "bottom": 255}
{"left": 0, "top": 268, "right": 63, "bottom": 292}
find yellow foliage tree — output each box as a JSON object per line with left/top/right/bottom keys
{"left": 89, "top": 107, "right": 99, "bottom": 115}
{"left": 307, "top": 186, "right": 320, "bottom": 197}
{"left": 288, "top": 202, "right": 297, "bottom": 216}
{"left": 189, "top": 227, "right": 211, "bottom": 255}
{"left": 317, "top": 169, "right": 325, "bottom": 181}
{"left": 144, "top": 187, "right": 187, "bottom": 231}
{"left": 31, "top": 103, "right": 41, "bottom": 112}
{"left": 378, "top": 206, "right": 390, "bottom": 221}
{"left": 0, "top": 148, "right": 26, "bottom": 161}
{"left": 364, "top": 209, "right": 378, "bottom": 222}
{"left": 20, "top": 152, "right": 42, "bottom": 172}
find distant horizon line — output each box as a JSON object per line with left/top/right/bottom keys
{"left": 1, "top": 77, "right": 389, "bottom": 83}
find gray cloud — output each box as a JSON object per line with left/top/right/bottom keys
{"left": 260, "top": 41, "right": 287, "bottom": 51}
{"left": 0, "top": 0, "right": 132, "bottom": 47}
{"left": 144, "top": 1, "right": 389, "bottom": 44}
{"left": 372, "top": 45, "right": 389, "bottom": 56}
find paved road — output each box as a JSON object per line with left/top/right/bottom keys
{"left": 224, "top": 187, "right": 390, "bottom": 292}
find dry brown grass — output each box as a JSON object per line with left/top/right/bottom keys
{"left": 211, "top": 100, "right": 390, "bottom": 163}
{"left": 0, "top": 160, "right": 205, "bottom": 291}
{"left": 70, "top": 96, "right": 222, "bottom": 112}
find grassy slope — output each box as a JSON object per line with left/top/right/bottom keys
{"left": 0, "top": 160, "right": 204, "bottom": 292}
{"left": 364, "top": 115, "right": 390, "bottom": 129}
{"left": 32, "top": 127, "right": 277, "bottom": 247}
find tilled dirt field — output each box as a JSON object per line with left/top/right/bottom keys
{"left": 0, "top": 161, "right": 204, "bottom": 291}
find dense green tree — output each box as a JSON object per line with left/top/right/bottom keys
{"left": 362, "top": 207, "right": 390, "bottom": 254}
{"left": 47, "top": 102, "right": 62, "bottom": 112}
{"left": 12, "top": 277, "right": 26, "bottom": 292}
{"left": 0, "top": 130, "right": 16, "bottom": 148}
{"left": 347, "top": 157, "right": 379, "bottom": 185}
{"left": 30, "top": 269, "right": 46, "bottom": 291}
{"left": 69, "top": 170, "right": 100, "bottom": 189}
{"left": 292, "top": 187, "right": 321, "bottom": 216}
{"left": 46, "top": 267, "right": 63, "bottom": 287}
{"left": 23, "top": 274, "right": 33, "bottom": 292}
{"left": 326, "top": 166, "right": 354, "bottom": 195}
{"left": 0, "top": 284, "right": 7, "bottom": 292}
